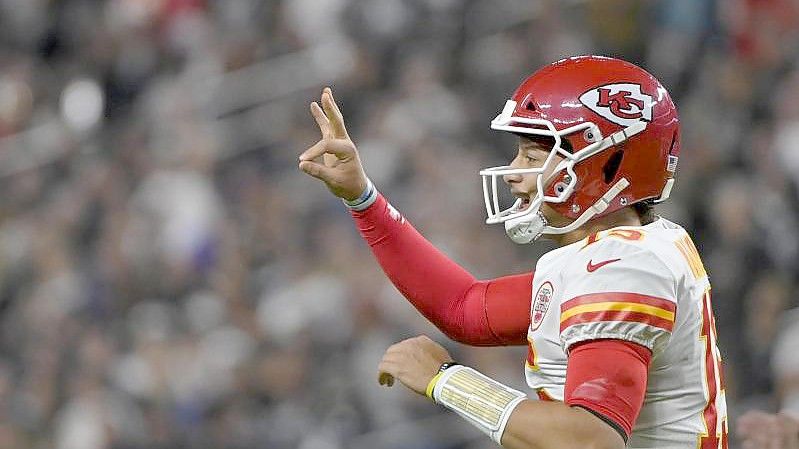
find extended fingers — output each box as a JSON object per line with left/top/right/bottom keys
{"left": 322, "top": 87, "right": 349, "bottom": 139}
{"left": 310, "top": 101, "right": 331, "bottom": 139}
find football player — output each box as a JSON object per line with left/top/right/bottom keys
{"left": 299, "top": 56, "right": 728, "bottom": 449}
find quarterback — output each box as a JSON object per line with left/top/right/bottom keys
{"left": 299, "top": 56, "right": 728, "bottom": 449}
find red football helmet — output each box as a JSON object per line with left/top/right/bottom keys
{"left": 481, "top": 55, "right": 680, "bottom": 243}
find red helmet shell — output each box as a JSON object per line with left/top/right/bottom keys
{"left": 507, "top": 56, "right": 680, "bottom": 219}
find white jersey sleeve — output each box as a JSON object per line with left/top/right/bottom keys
{"left": 559, "top": 236, "right": 678, "bottom": 356}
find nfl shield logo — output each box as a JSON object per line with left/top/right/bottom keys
{"left": 531, "top": 281, "right": 554, "bottom": 331}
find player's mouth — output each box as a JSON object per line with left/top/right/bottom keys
{"left": 514, "top": 195, "right": 532, "bottom": 211}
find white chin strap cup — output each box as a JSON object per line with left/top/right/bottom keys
{"left": 505, "top": 210, "right": 548, "bottom": 244}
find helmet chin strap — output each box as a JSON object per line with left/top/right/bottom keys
{"left": 504, "top": 178, "right": 630, "bottom": 244}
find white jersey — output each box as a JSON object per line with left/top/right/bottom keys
{"left": 525, "top": 218, "right": 728, "bottom": 449}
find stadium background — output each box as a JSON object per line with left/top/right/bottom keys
{"left": 0, "top": 0, "right": 797, "bottom": 448}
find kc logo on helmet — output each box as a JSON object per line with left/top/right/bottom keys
{"left": 579, "top": 83, "right": 653, "bottom": 127}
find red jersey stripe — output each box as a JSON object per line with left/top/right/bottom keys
{"left": 560, "top": 310, "right": 675, "bottom": 333}
{"left": 562, "top": 292, "right": 676, "bottom": 314}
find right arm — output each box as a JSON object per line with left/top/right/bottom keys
{"left": 352, "top": 192, "right": 531, "bottom": 345}
{"left": 298, "top": 88, "right": 531, "bottom": 346}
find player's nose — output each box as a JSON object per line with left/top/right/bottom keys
{"left": 503, "top": 156, "right": 524, "bottom": 184}
{"left": 503, "top": 172, "right": 522, "bottom": 184}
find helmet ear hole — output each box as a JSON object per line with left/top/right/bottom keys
{"left": 603, "top": 150, "right": 624, "bottom": 184}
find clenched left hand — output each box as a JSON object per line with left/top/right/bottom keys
{"left": 377, "top": 335, "right": 453, "bottom": 396}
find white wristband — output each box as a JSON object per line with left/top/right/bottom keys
{"left": 342, "top": 178, "right": 378, "bottom": 211}
{"left": 432, "top": 365, "right": 527, "bottom": 444}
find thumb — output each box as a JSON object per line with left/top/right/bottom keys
{"left": 299, "top": 160, "right": 335, "bottom": 181}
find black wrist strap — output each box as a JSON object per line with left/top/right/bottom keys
{"left": 438, "top": 361, "right": 460, "bottom": 373}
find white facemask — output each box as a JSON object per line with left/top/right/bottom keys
{"left": 481, "top": 100, "right": 646, "bottom": 244}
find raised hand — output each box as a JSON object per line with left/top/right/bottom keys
{"left": 298, "top": 87, "right": 369, "bottom": 201}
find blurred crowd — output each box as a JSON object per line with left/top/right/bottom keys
{"left": 0, "top": 0, "right": 797, "bottom": 448}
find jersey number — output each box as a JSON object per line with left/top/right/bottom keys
{"left": 698, "top": 289, "right": 728, "bottom": 449}
{"left": 581, "top": 229, "right": 644, "bottom": 249}
{"left": 674, "top": 234, "right": 726, "bottom": 448}
{"left": 675, "top": 234, "right": 708, "bottom": 279}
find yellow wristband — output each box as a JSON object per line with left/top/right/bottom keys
{"left": 426, "top": 371, "right": 445, "bottom": 400}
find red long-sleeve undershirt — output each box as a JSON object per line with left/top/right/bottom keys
{"left": 350, "top": 194, "right": 651, "bottom": 438}
{"left": 349, "top": 194, "right": 531, "bottom": 346}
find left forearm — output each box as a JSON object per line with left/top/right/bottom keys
{"left": 427, "top": 365, "right": 624, "bottom": 449}
{"left": 499, "top": 399, "right": 623, "bottom": 449}
{"left": 377, "top": 338, "right": 628, "bottom": 449}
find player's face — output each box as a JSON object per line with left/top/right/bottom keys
{"left": 502, "top": 136, "right": 569, "bottom": 226}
